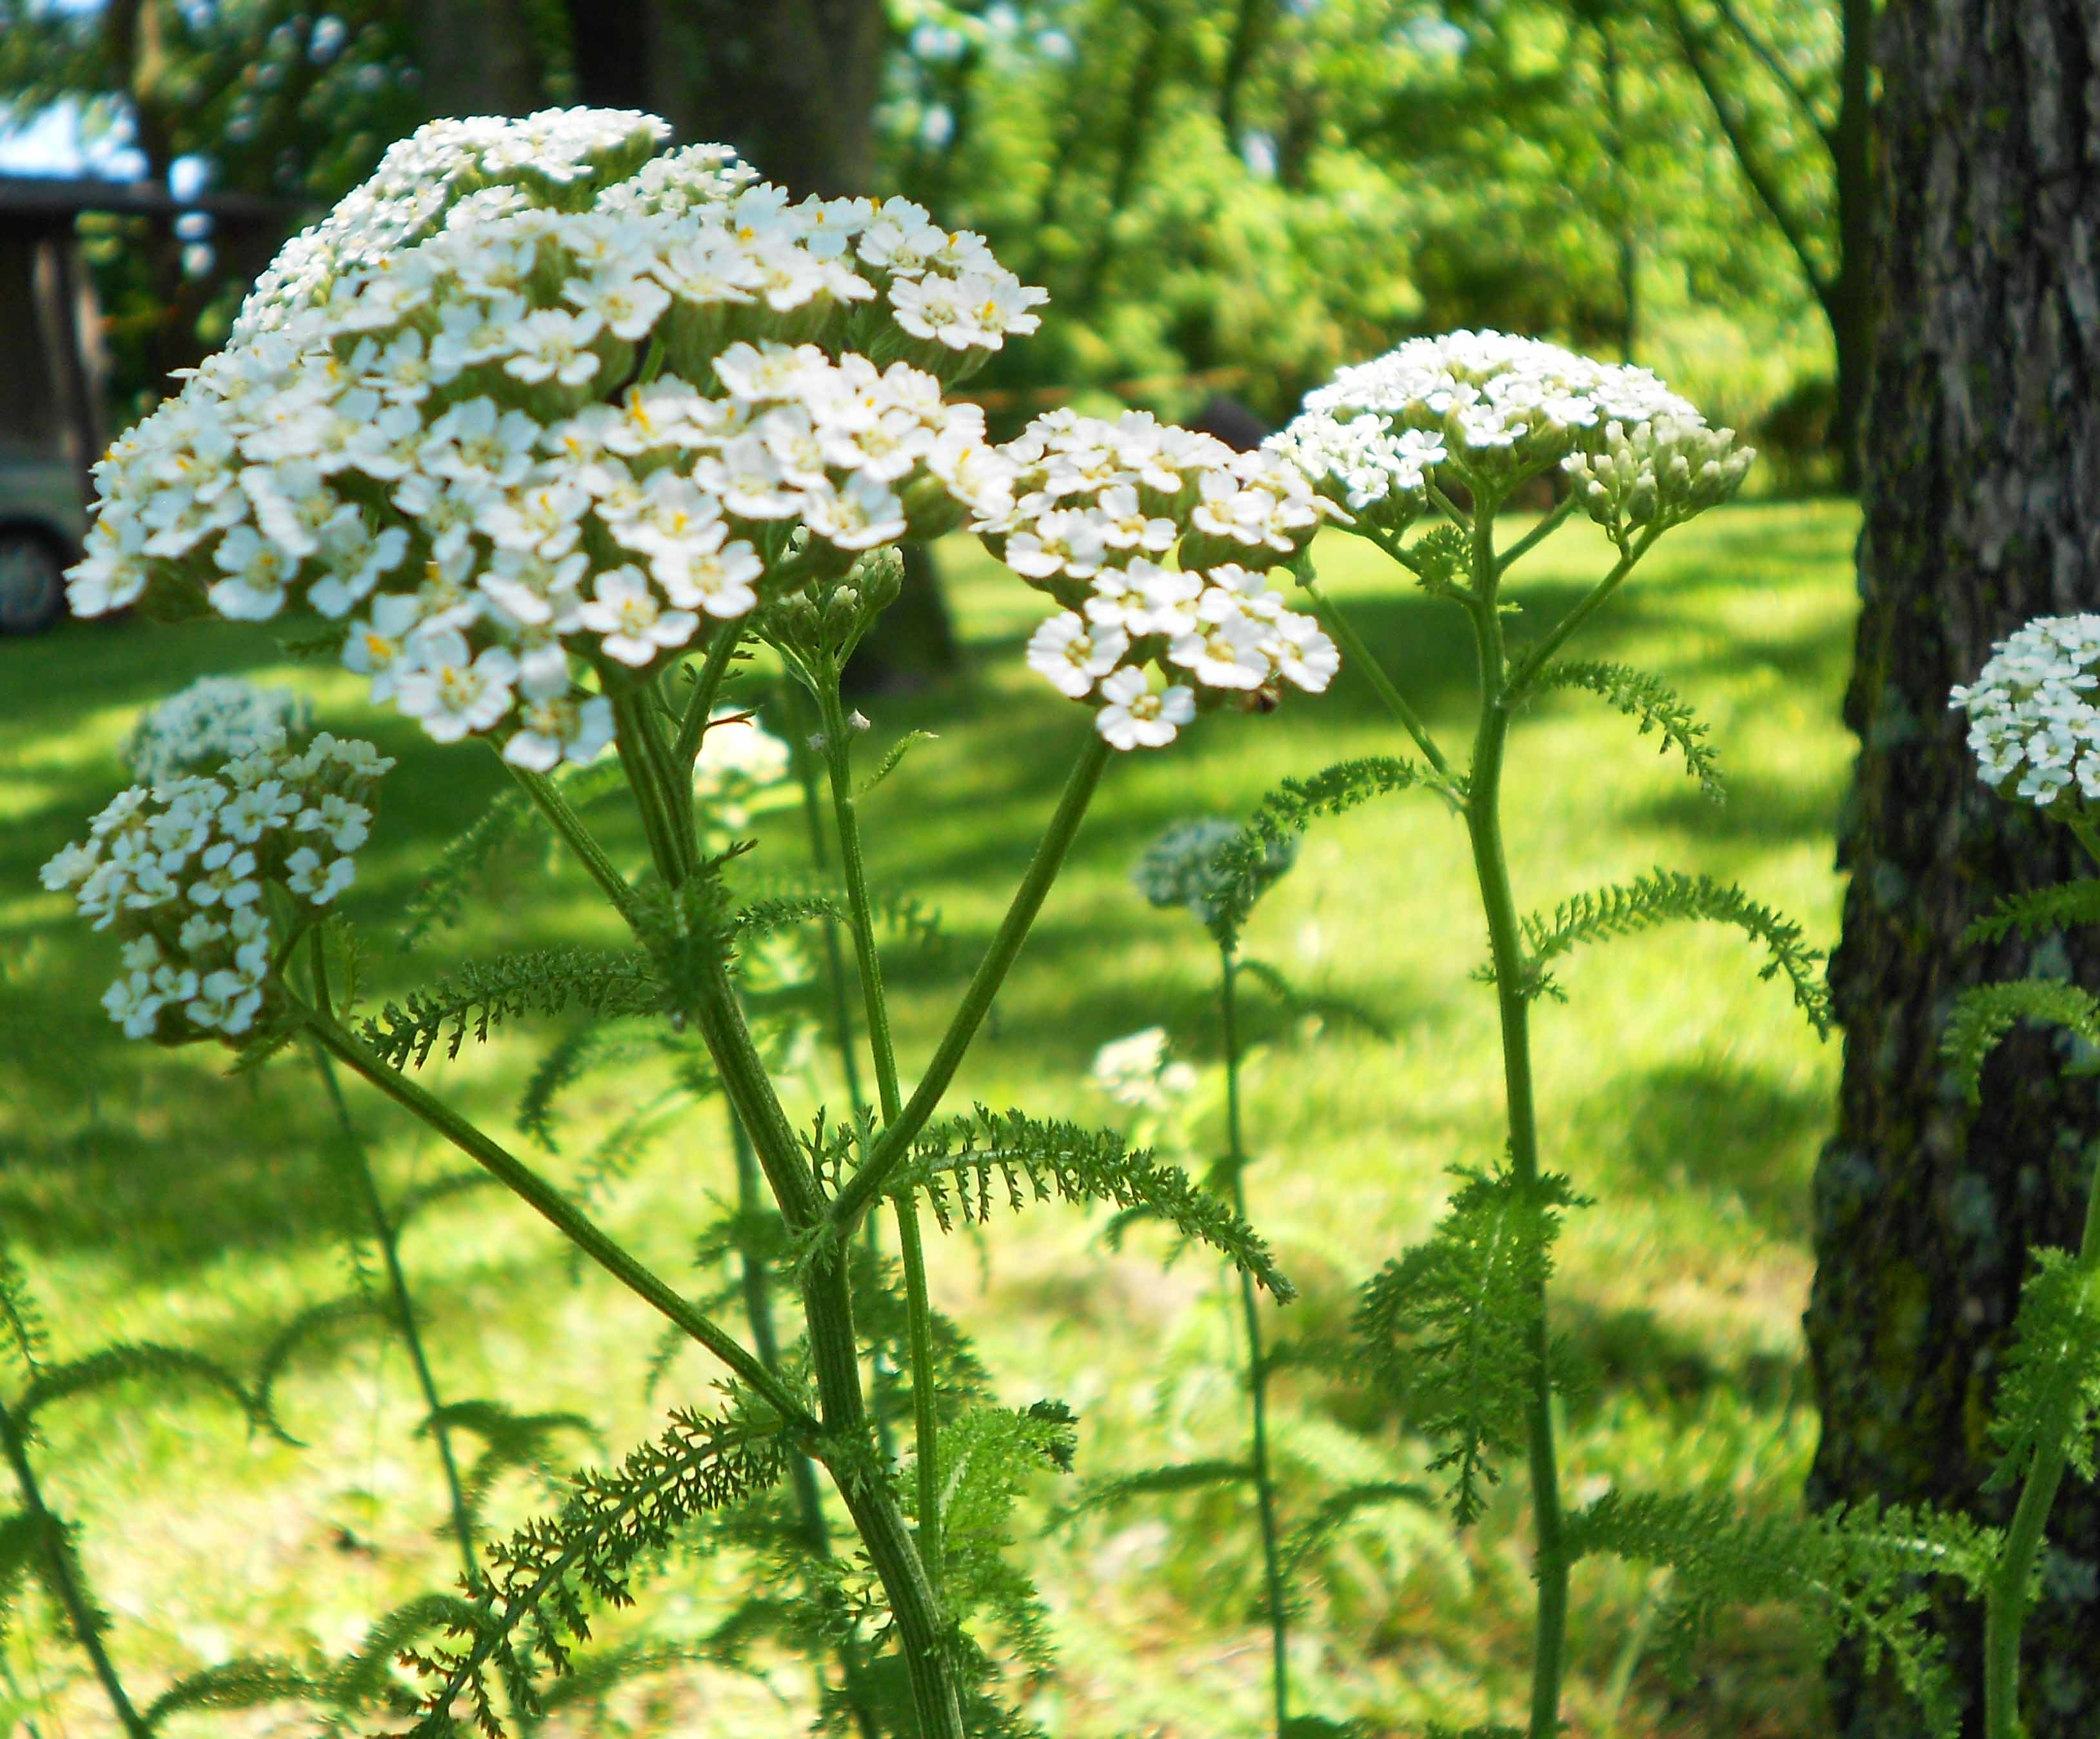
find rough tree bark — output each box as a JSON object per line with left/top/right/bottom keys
{"left": 1806, "top": 4, "right": 2100, "bottom": 1734}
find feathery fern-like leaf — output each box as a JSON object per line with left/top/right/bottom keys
{"left": 255, "top": 1295, "right": 387, "bottom": 1433}
{"left": 17, "top": 1343, "right": 279, "bottom": 1439}
{"left": 1237, "top": 957, "right": 1392, "bottom": 1040}
{"left": 857, "top": 729, "right": 937, "bottom": 797}
{"left": 427, "top": 1400, "right": 599, "bottom": 1535}
{"left": 1985, "top": 1247, "right": 2100, "bottom": 1492}
{"left": 889, "top": 1106, "right": 1293, "bottom": 1300}
{"left": 1532, "top": 660, "right": 1724, "bottom": 800}
{"left": 515, "top": 1025, "right": 658, "bottom": 1150}
{"left": 0, "top": 1511, "right": 43, "bottom": 1644}
{"left": 142, "top": 1657, "right": 318, "bottom": 1733}
{"left": 1281, "top": 1480, "right": 1438, "bottom": 1577}
{"left": 1941, "top": 979, "right": 2100, "bottom": 1104}
{"left": 362, "top": 949, "right": 663, "bottom": 1071}
{"left": 1963, "top": 877, "right": 2100, "bottom": 949}
{"left": 1058, "top": 1459, "right": 1250, "bottom": 1524}
{"left": 399, "top": 788, "right": 536, "bottom": 949}
{"left": 1355, "top": 1166, "right": 1580, "bottom": 1525}
{"left": 0, "top": 1242, "right": 46, "bottom": 1378}
{"left": 1566, "top": 1490, "right": 1997, "bottom": 1739}
{"left": 937, "top": 1401, "right": 1076, "bottom": 1671}
{"left": 1211, "top": 757, "right": 1434, "bottom": 945}
{"left": 401, "top": 1406, "right": 787, "bottom": 1736}
{"left": 1509, "top": 868, "right": 1830, "bottom": 1033}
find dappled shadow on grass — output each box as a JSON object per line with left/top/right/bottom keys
{"left": 1574, "top": 1058, "right": 1827, "bottom": 1246}
{"left": 1631, "top": 768, "right": 1843, "bottom": 850}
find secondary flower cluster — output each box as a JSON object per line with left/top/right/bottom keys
{"left": 1950, "top": 614, "right": 2100, "bottom": 808}
{"left": 1089, "top": 1026, "right": 1200, "bottom": 1113}
{"left": 66, "top": 107, "right": 1042, "bottom": 770}
{"left": 1274, "top": 330, "right": 1752, "bottom": 541}
{"left": 1134, "top": 816, "right": 1298, "bottom": 936}
{"left": 40, "top": 732, "right": 393, "bottom": 1041}
{"left": 989, "top": 408, "right": 1342, "bottom": 747}
{"left": 124, "top": 675, "right": 313, "bottom": 784}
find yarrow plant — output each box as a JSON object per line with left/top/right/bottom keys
{"left": 1945, "top": 617, "right": 2100, "bottom": 1739}
{"left": 1225, "top": 330, "right": 1991, "bottom": 1738}
{"left": 41, "top": 108, "right": 1320, "bottom": 1739}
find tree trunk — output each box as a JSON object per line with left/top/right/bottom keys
{"left": 1807, "top": 5, "right": 2100, "bottom": 1736}
{"left": 1827, "top": 0, "right": 1877, "bottom": 492}
{"left": 562, "top": 0, "right": 963, "bottom": 685}
{"left": 412, "top": 0, "right": 551, "bottom": 119}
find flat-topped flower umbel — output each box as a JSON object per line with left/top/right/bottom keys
{"left": 66, "top": 108, "right": 1039, "bottom": 768}
{"left": 1271, "top": 328, "right": 1753, "bottom": 547}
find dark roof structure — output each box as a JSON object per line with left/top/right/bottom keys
{"left": 0, "top": 174, "right": 288, "bottom": 232}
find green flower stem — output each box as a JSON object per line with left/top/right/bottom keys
{"left": 673, "top": 624, "right": 746, "bottom": 770}
{"left": 813, "top": 681, "right": 946, "bottom": 1593}
{"left": 784, "top": 685, "right": 901, "bottom": 1466}
{"left": 729, "top": 1111, "right": 881, "bottom": 1739}
{"left": 502, "top": 761, "right": 642, "bottom": 929}
{"left": 294, "top": 1000, "right": 815, "bottom": 1435}
{"left": 830, "top": 731, "right": 1114, "bottom": 1234}
{"left": 787, "top": 690, "right": 872, "bottom": 1118}
{"left": 1501, "top": 527, "right": 1659, "bottom": 704}
{"left": 611, "top": 685, "right": 698, "bottom": 886}
{"left": 1983, "top": 1148, "right": 2100, "bottom": 1739}
{"left": 1458, "top": 504, "right": 1569, "bottom": 1739}
{"left": 606, "top": 701, "right": 966, "bottom": 1739}
{"left": 0, "top": 1391, "right": 147, "bottom": 1737}
{"left": 1220, "top": 945, "right": 1290, "bottom": 1737}
{"left": 306, "top": 933, "right": 479, "bottom": 1589}
{"left": 1298, "top": 575, "right": 1464, "bottom": 811}
{"left": 1495, "top": 492, "right": 1580, "bottom": 577}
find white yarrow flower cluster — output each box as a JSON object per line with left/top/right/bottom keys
{"left": 1089, "top": 1026, "right": 1200, "bottom": 1113}
{"left": 1276, "top": 329, "right": 1752, "bottom": 542}
{"left": 40, "top": 731, "right": 393, "bottom": 1042}
{"left": 124, "top": 676, "right": 314, "bottom": 783}
{"left": 985, "top": 408, "right": 1342, "bottom": 748}
{"left": 68, "top": 108, "right": 1042, "bottom": 770}
{"left": 1950, "top": 615, "right": 2100, "bottom": 808}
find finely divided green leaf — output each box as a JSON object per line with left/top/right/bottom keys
{"left": 1534, "top": 659, "right": 1723, "bottom": 800}
{"left": 891, "top": 1106, "right": 1293, "bottom": 1299}
{"left": 1942, "top": 979, "right": 2100, "bottom": 1103}
{"left": 1510, "top": 868, "right": 1830, "bottom": 1033}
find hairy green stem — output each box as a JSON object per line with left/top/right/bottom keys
{"left": 503, "top": 761, "right": 642, "bottom": 929}
{"left": 815, "top": 681, "right": 946, "bottom": 1593}
{"left": 1502, "top": 529, "right": 1658, "bottom": 703}
{"left": 305, "top": 935, "right": 480, "bottom": 1589}
{"left": 832, "top": 733, "right": 1114, "bottom": 1232}
{"left": 1459, "top": 506, "right": 1569, "bottom": 1739}
{"left": 784, "top": 685, "right": 900, "bottom": 1467}
{"left": 1494, "top": 490, "right": 1580, "bottom": 577}
{"left": 729, "top": 1111, "right": 881, "bottom": 1739}
{"left": 1983, "top": 1146, "right": 2100, "bottom": 1739}
{"left": 1300, "top": 575, "right": 1465, "bottom": 810}
{"left": 0, "top": 1392, "right": 147, "bottom": 1736}
{"left": 607, "top": 698, "right": 966, "bottom": 1739}
{"left": 295, "top": 1001, "right": 815, "bottom": 1433}
{"left": 673, "top": 624, "right": 746, "bottom": 769}
{"left": 1220, "top": 946, "right": 1290, "bottom": 1736}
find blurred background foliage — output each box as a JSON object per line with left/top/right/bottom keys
{"left": 0, "top": 0, "right": 1863, "bottom": 486}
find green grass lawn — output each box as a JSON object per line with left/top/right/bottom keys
{"left": 1, "top": 499, "right": 1859, "bottom": 1738}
